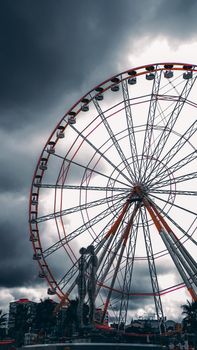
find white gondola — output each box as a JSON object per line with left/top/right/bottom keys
{"left": 81, "top": 98, "right": 89, "bottom": 112}
{"left": 111, "top": 85, "right": 119, "bottom": 92}
{"left": 68, "top": 115, "right": 76, "bottom": 124}
{"left": 38, "top": 272, "right": 45, "bottom": 278}
{"left": 56, "top": 126, "right": 65, "bottom": 139}
{"left": 47, "top": 287, "right": 56, "bottom": 295}
{"left": 164, "top": 64, "right": 173, "bottom": 69}
{"left": 68, "top": 111, "right": 76, "bottom": 124}
{"left": 128, "top": 77, "right": 137, "bottom": 85}
{"left": 183, "top": 71, "right": 193, "bottom": 80}
{"left": 31, "top": 194, "right": 38, "bottom": 205}
{"left": 81, "top": 104, "right": 89, "bottom": 111}
{"left": 34, "top": 175, "right": 42, "bottom": 186}
{"left": 111, "top": 77, "right": 120, "bottom": 92}
{"left": 164, "top": 70, "right": 173, "bottom": 79}
{"left": 29, "top": 234, "right": 38, "bottom": 242}
{"left": 30, "top": 211, "right": 37, "bottom": 223}
{"left": 95, "top": 94, "right": 103, "bottom": 101}
{"left": 128, "top": 70, "right": 137, "bottom": 76}
{"left": 95, "top": 86, "right": 104, "bottom": 101}
{"left": 39, "top": 158, "right": 48, "bottom": 171}
{"left": 146, "top": 73, "right": 155, "bottom": 80}
{"left": 146, "top": 65, "right": 155, "bottom": 71}
{"left": 33, "top": 253, "right": 41, "bottom": 260}
{"left": 47, "top": 141, "right": 55, "bottom": 154}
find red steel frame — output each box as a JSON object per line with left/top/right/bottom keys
{"left": 29, "top": 62, "right": 197, "bottom": 329}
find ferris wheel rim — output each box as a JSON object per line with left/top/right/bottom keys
{"left": 29, "top": 62, "right": 197, "bottom": 321}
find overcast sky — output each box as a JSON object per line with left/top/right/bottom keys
{"left": 0, "top": 0, "right": 197, "bottom": 320}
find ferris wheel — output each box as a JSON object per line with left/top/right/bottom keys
{"left": 29, "top": 62, "right": 197, "bottom": 331}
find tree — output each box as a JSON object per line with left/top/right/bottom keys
{"left": 181, "top": 300, "right": 197, "bottom": 334}
{"left": 63, "top": 298, "right": 90, "bottom": 336}
{"left": 64, "top": 299, "right": 78, "bottom": 336}
{"left": 34, "top": 298, "right": 57, "bottom": 336}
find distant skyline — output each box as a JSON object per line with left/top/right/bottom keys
{"left": 0, "top": 0, "right": 197, "bottom": 320}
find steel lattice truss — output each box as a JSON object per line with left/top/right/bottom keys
{"left": 29, "top": 63, "right": 197, "bottom": 332}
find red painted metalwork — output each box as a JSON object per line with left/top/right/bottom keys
{"left": 29, "top": 62, "right": 197, "bottom": 329}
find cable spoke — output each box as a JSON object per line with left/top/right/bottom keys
{"left": 149, "top": 171, "right": 197, "bottom": 189}
{"left": 149, "top": 193, "right": 197, "bottom": 216}
{"left": 51, "top": 152, "right": 130, "bottom": 188}
{"left": 70, "top": 123, "right": 132, "bottom": 184}
{"left": 148, "top": 150, "right": 197, "bottom": 188}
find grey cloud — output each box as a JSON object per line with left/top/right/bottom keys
{"left": 149, "top": 0, "right": 197, "bottom": 40}
{"left": 0, "top": 0, "right": 196, "bottom": 312}
{"left": 0, "top": 0, "right": 135, "bottom": 130}
{"left": 1, "top": 0, "right": 197, "bottom": 132}
{"left": 0, "top": 195, "right": 37, "bottom": 288}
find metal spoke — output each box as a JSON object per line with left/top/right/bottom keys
{"left": 95, "top": 204, "right": 139, "bottom": 296}
{"left": 149, "top": 171, "right": 197, "bottom": 190}
{"left": 147, "top": 119, "right": 197, "bottom": 183}
{"left": 149, "top": 201, "right": 197, "bottom": 247}
{"left": 57, "top": 200, "right": 131, "bottom": 292}
{"left": 144, "top": 199, "right": 197, "bottom": 301}
{"left": 148, "top": 150, "right": 197, "bottom": 188}
{"left": 139, "top": 68, "right": 162, "bottom": 181}
{"left": 36, "top": 183, "right": 130, "bottom": 192}
{"left": 140, "top": 206, "right": 165, "bottom": 332}
{"left": 100, "top": 204, "right": 140, "bottom": 323}
{"left": 70, "top": 123, "right": 132, "bottom": 184}
{"left": 43, "top": 196, "right": 127, "bottom": 258}
{"left": 91, "top": 96, "right": 135, "bottom": 183}
{"left": 143, "top": 75, "right": 197, "bottom": 182}
{"left": 149, "top": 193, "right": 197, "bottom": 216}
{"left": 52, "top": 152, "right": 130, "bottom": 188}
{"left": 117, "top": 210, "right": 140, "bottom": 328}
{"left": 150, "top": 203, "right": 197, "bottom": 286}
{"left": 121, "top": 78, "right": 140, "bottom": 177}
{"left": 150, "top": 189, "right": 197, "bottom": 196}
{"left": 35, "top": 192, "right": 128, "bottom": 224}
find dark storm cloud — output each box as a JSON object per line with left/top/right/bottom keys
{"left": 0, "top": 133, "right": 36, "bottom": 193}
{"left": 1, "top": 0, "right": 197, "bottom": 131}
{"left": 0, "top": 0, "right": 138, "bottom": 130}
{"left": 0, "top": 194, "right": 37, "bottom": 287}
{"left": 147, "top": 0, "right": 197, "bottom": 40}
{"left": 0, "top": 0, "right": 197, "bottom": 310}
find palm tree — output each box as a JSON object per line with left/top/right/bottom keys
{"left": 181, "top": 300, "right": 197, "bottom": 334}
